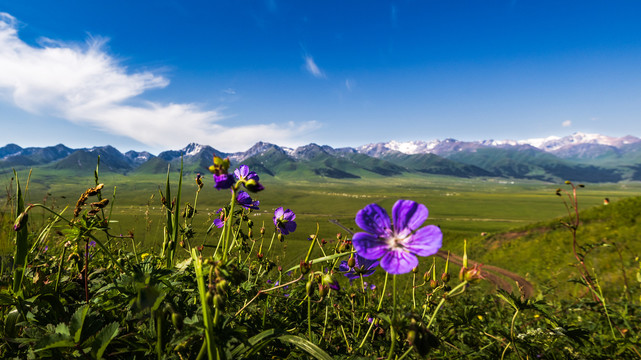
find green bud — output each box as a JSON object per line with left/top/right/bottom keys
{"left": 306, "top": 280, "right": 315, "bottom": 297}
{"left": 318, "top": 284, "right": 329, "bottom": 298}
{"left": 347, "top": 256, "right": 356, "bottom": 268}
{"left": 216, "top": 280, "right": 229, "bottom": 295}
{"left": 172, "top": 313, "right": 183, "bottom": 331}
{"left": 213, "top": 294, "right": 225, "bottom": 311}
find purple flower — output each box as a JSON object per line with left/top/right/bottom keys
{"left": 352, "top": 200, "right": 442, "bottom": 275}
{"left": 236, "top": 191, "right": 260, "bottom": 210}
{"left": 339, "top": 254, "right": 379, "bottom": 280}
{"left": 273, "top": 207, "right": 297, "bottom": 235}
{"left": 213, "top": 174, "right": 234, "bottom": 190}
{"left": 88, "top": 240, "right": 97, "bottom": 248}
{"left": 234, "top": 165, "right": 264, "bottom": 192}
{"left": 213, "top": 208, "right": 225, "bottom": 228}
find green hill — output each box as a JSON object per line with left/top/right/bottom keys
{"left": 469, "top": 195, "right": 641, "bottom": 298}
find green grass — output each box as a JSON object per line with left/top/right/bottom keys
{"left": 3, "top": 168, "right": 641, "bottom": 285}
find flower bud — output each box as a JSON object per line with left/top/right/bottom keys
{"left": 247, "top": 219, "right": 253, "bottom": 227}
{"left": 441, "top": 273, "right": 450, "bottom": 283}
{"left": 260, "top": 227, "right": 265, "bottom": 235}
{"left": 306, "top": 280, "right": 315, "bottom": 297}
{"left": 216, "top": 279, "right": 229, "bottom": 295}
{"left": 300, "top": 260, "right": 312, "bottom": 275}
{"left": 347, "top": 256, "right": 356, "bottom": 268}
{"left": 205, "top": 290, "right": 214, "bottom": 307}
{"left": 13, "top": 211, "right": 28, "bottom": 231}
{"left": 463, "top": 264, "right": 484, "bottom": 282}
{"left": 429, "top": 279, "right": 438, "bottom": 289}
{"left": 213, "top": 294, "right": 225, "bottom": 311}
{"left": 412, "top": 266, "right": 419, "bottom": 274}
{"left": 406, "top": 330, "right": 417, "bottom": 345}
{"left": 318, "top": 283, "right": 329, "bottom": 298}
{"left": 423, "top": 271, "right": 431, "bottom": 283}
{"left": 278, "top": 233, "right": 284, "bottom": 242}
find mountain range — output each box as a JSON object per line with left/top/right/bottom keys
{"left": 2, "top": 132, "right": 641, "bottom": 183}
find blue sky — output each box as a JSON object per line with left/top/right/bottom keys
{"left": 1, "top": 1, "right": 641, "bottom": 153}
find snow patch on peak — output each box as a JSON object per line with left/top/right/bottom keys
{"left": 183, "top": 143, "right": 204, "bottom": 157}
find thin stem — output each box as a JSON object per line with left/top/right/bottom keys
{"left": 427, "top": 281, "right": 468, "bottom": 329}
{"left": 386, "top": 275, "right": 397, "bottom": 360}
{"left": 377, "top": 272, "right": 389, "bottom": 312}
{"left": 308, "top": 293, "right": 312, "bottom": 341}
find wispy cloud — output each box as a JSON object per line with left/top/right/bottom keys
{"left": 304, "top": 55, "right": 325, "bottom": 78}
{"left": 0, "top": 13, "right": 318, "bottom": 151}
{"left": 562, "top": 120, "right": 572, "bottom": 127}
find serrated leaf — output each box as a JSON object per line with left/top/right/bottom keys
{"left": 55, "top": 322, "right": 70, "bottom": 336}
{"left": 70, "top": 305, "right": 90, "bottom": 343}
{"left": 91, "top": 322, "right": 120, "bottom": 360}
{"left": 34, "top": 333, "right": 74, "bottom": 351}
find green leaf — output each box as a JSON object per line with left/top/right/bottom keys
{"left": 55, "top": 322, "right": 70, "bottom": 336}
{"left": 229, "top": 328, "right": 277, "bottom": 358}
{"left": 285, "top": 251, "right": 352, "bottom": 273}
{"left": 276, "top": 335, "right": 333, "bottom": 360}
{"left": 4, "top": 308, "right": 21, "bottom": 338}
{"left": 0, "top": 290, "right": 15, "bottom": 306}
{"left": 91, "top": 322, "right": 120, "bottom": 360}
{"left": 69, "top": 305, "right": 90, "bottom": 343}
{"left": 34, "top": 333, "right": 74, "bottom": 352}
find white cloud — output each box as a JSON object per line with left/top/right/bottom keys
{"left": 304, "top": 55, "right": 325, "bottom": 78}
{"left": 562, "top": 120, "right": 572, "bottom": 127}
{"left": 0, "top": 13, "right": 318, "bottom": 151}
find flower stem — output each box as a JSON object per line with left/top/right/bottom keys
{"left": 376, "top": 272, "right": 389, "bottom": 312}
{"left": 308, "top": 293, "right": 312, "bottom": 341}
{"left": 386, "top": 275, "right": 397, "bottom": 360}
{"left": 222, "top": 188, "right": 237, "bottom": 262}
{"left": 427, "top": 280, "right": 468, "bottom": 329}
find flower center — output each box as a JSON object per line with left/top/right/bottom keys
{"left": 388, "top": 232, "right": 408, "bottom": 250}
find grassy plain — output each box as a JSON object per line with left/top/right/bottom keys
{"left": 3, "top": 168, "right": 640, "bottom": 271}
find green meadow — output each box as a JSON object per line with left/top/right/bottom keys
{"left": 3, "top": 167, "right": 640, "bottom": 281}
{"left": 3, "top": 166, "right": 641, "bottom": 358}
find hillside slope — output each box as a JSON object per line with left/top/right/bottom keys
{"left": 470, "top": 195, "right": 641, "bottom": 298}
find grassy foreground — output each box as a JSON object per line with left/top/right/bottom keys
{"left": 1, "top": 164, "right": 641, "bottom": 359}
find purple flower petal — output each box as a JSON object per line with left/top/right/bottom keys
{"left": 234, "top": 165, "right": 249, "bottom": 180}
{"left": 380, "top": 249, "right": 418, "bottom": 275}
{"left": 283, "top": 221, "right": 297, "bottom": 234}
{"left": 236, "top": 191, "right": 259, "bottom": 210}
{"left": 213, "top": 218, "right": 224, "bottom": 228}
{"left": 213, "top": 174, "right": 234, "bottom": 190}
{"left": 404, "top": 225, "right": 442, "bottom": 256}
{"left": 392, "top": 200, "right": 427, "bottom": 237}
{"left": 352, "top": 232, "right": 389, "bottom": 260}
{"left": 355, "top": 203, "right": 391, "bottom": 237}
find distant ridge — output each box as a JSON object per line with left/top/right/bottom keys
{"left": 2, "top": 132, "right": 640, "bottom": 182}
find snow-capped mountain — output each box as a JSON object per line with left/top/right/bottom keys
{"left": 357, "top": 132, "right": 641, "bottom": 158}
{"left": 3, "top": 132, "right": 641, "bottom": 182}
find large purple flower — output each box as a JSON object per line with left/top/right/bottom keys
{"left": 236, "top": 191, "right": 260, "bottom": 210}
{"left": 339, "top": 254, "right": 379, "bottom": 280}
{"left": 273, "top": 207, "right": 297, "bottom": 235}
{"left": 234, "top": 165, "right": 264, "bottom": 192}
{"left": 352, "top": 200, "right": 442, "bottom": 275}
